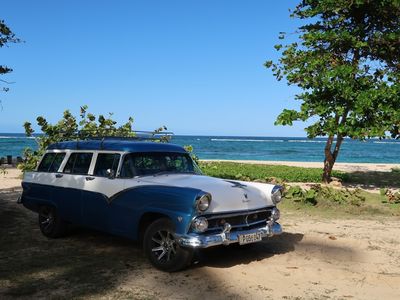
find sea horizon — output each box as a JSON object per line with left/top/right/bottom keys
{"left": 1, "top": 132, "right": 399, "bottom": 164}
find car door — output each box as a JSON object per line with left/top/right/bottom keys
{"left": 55, "top": 152, "right": 93, "bottom": 224}
{"left": 24, "top": 152, "right": 66, "bottom": 205}
{"left": 81, "top": 152, "right": 124, "bottom": 232}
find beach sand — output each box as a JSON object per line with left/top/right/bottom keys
{"left": 0, "top": 167, "right": 22, "bottom": 189}
{"left": 1, "top": 177, "right": 399, "bottom": 299}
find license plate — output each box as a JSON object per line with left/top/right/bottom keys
{"left": 238, "top": 232, "right": 262, "bottom": 245}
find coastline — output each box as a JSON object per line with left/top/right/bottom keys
{"left": 201, "top": 159, "right": 400, "bottom": 173}
{"left": 2, "top": 159, "right": 399, "bottom": 191}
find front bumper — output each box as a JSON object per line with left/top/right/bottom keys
{"left": 177, "top": 221, "right": 282, "bottom": 248}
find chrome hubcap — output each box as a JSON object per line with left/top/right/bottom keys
{"left": 39, "top": 209, "right": 54, "bottom": 231}
{"left": 151, "top": 230, "right": 177, "bottom": 262}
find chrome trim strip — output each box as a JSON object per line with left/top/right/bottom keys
{"left": 177, "top": 222, "right": 282, "bottom": 248}
{"left": 207, "top": 219, "right": 267, "bottom": 231}
{"left": 204, "top": 207, "right": 273, "bottom": 220}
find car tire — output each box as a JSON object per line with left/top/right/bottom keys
{"left": 38, "top": 205, "right": 68, "bottom": 238}
{"left": 143, "top": 218, "right": 193, "bottom": 272}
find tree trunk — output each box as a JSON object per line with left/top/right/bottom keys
{"left": 322, "top": 134, "right": 344, "bottom": 183}
{"left": 322, "top": 136, "right": 335, "bottom": 183}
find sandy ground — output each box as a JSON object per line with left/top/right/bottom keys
{"left": 1, "top": 174, "right": 400, "bottom": 299}
{"left": 202, "top": 159, "right": 400, "bottom": 173}
{"left": 0, "top": 168, "right": 22, "bottom": 189}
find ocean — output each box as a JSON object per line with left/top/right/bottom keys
{"left": 0, "top": 133, "right": 399, "bottom": 163}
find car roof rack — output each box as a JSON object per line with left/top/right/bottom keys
{"left": 54, "top": 130, "right": 174, "bottom": 150}
{"left": 77, "top": 130, "right": 174, "bottom": 141}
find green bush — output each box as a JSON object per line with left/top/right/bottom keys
{"left": 285, "top": 186, "right": 305, "bottom": 202}
{"left": 200, "top": 161, "right": 347, "bottom": 183}
{"left": 19, "top": 105, "right": 169, "bottom": 172}
{"left": 283, "top": 185, "right": 365, "bottom": 207}
{"left": 391, "top": 167, "right": 400, "bottom": 174}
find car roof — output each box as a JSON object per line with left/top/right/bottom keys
{"left": 47, "top": 140, "right": 187, "bottom": 153}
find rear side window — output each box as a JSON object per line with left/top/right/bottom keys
{"left": 63, "top": 153, "right": 93, "bottom": 174}
{"left": 38, "top": 153, "right": 66, "bottom": 172}
{"left": 94, "top": 153, "right": 120, "bottom": 177}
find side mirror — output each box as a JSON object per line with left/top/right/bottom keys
{"left": 106, "top": 168, "right": 115, "bottom": 179}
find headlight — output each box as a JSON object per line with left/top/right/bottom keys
{"left": 271, "top": 185, "right": 283, "bottom": 204}
{"left": 191, "top": 217, "right": 208, "bottom": 233}
{"left": 195, "top": 193, "right": 211, "bottom": 212}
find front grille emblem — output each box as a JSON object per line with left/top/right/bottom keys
{"left": 242, "top": 193, "right": 250, "bottom": 202}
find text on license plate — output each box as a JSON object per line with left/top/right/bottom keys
{"left": 238, "top": 232, "right": 262, "bottom": 245}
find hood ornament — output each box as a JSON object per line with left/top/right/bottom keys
{"left": 225, "top": 180, "right": 250, "bottom": 202}
{"left": 225, "top": 180, "right": 247, "bottom": 189}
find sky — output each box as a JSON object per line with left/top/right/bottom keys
{"left": 0, "top": 0, "right": 308, "bottom": 136}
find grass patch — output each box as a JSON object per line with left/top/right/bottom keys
{"left": 200, "top": 161, "right": 347, "bottom": 183}
{"left": 391, "top": 167, "right": 400, "bottom": 173}
{"left": 199, "top": 161, "right": 400, "bottom": 218}
{"left": 280, "top": 187, "right": 400, "bottom": 218}
{"left": 342, "top": 168, "right": 400, "bottom": 189}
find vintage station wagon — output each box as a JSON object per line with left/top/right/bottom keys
{"left": 19, "top": 138, "right": 283, "bottom": 271}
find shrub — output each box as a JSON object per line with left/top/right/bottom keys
{"left": 391, "top": 167, "right": 400, "bottom": 174}
{"left": 283, "top": 185, "right": 365, "bottom": 207}
{"left": 200, "top": 161, "right": 347, "bottom": 183}
{"left": 19, "top": 105, "right": 168, "bottom": 172}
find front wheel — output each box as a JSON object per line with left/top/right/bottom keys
{"left": 143, "top": 218, "right": 193, "bottom": 272}
{"left": 38, "top": 205, "right": 68, "bottom": 238}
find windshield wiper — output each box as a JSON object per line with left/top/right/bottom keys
{"left": 152, "top": 170, "right": 196, "bottom": 176}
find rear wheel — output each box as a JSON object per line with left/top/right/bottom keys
{"left": 143, "top": 218, "right": 193, "bottom": 272}
{"left": 38, "top": 206, "right": 68, "bottom": 238}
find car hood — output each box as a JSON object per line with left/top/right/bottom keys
{"left": 138, "top": 174, "right": 276, "bottom": 213}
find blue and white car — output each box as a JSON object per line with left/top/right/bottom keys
{"left": 19, "top": 139, "right": 283, "bottom": 271}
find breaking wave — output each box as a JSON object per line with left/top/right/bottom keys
{"left": 211, "top": 138, "right": 285, "bottom": 142}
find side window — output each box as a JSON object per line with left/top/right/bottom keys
{"left": 120, "top": 155, "right": 134, "bottom": 178}
{"left": 48, "top": 153, "right": 66, "bottom": 172}
{"left": 165, "top": 154, "right": 192, "bottom": 172}
{"left": 120, "top": 154, "right": 162, "bottom": 177}
{"left": 37, "top": 153, "right": 66, "bottom": 172}
{"left": 94, "top": 153, "right": 120, "bottom": 177}
{"left": 63, "top": 152, "right": 93, "bottom": 175}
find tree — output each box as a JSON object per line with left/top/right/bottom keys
{"left": 20, "top": 105, "right": 169, "bottom": 171}
{"left": 266, "top": 0, "right": 400, "bottom": 182}
{"left": 0, "top": 19, "right": 20, "bottom": 101}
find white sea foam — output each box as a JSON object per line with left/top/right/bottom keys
{"left": 0, "top": 136, "right": 35, "bottom": 139}
{"left": 287, "top": 140, "right": 327, "bottom": 143}
{"left": 211, "top": 138, "right": 285, "bottom": 142}
{"left": 373, "top": 141, "right": 400, "bottom": 144}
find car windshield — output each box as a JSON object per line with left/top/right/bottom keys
{"left": 120, "top": 152, "right": 202, "bottom": 177}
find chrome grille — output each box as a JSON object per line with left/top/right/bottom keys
{"left": 202, "top": 208, "right": 272, "bottom": 233}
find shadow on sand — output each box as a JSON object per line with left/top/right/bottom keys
{"left": 194, "top": 232, "right": 304, "bottom": 268}
{"left": 1, "top": 189, "right": 353, "bottom": 299}
{"left": 344, "top": 170, "right": 400, "bottom": 190}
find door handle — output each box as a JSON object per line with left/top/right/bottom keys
{"left": 85, "top": 176, "right": 95, "bottom": 181}
{"left": 55, "top": 174, "right": 63, "bottom": 178}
